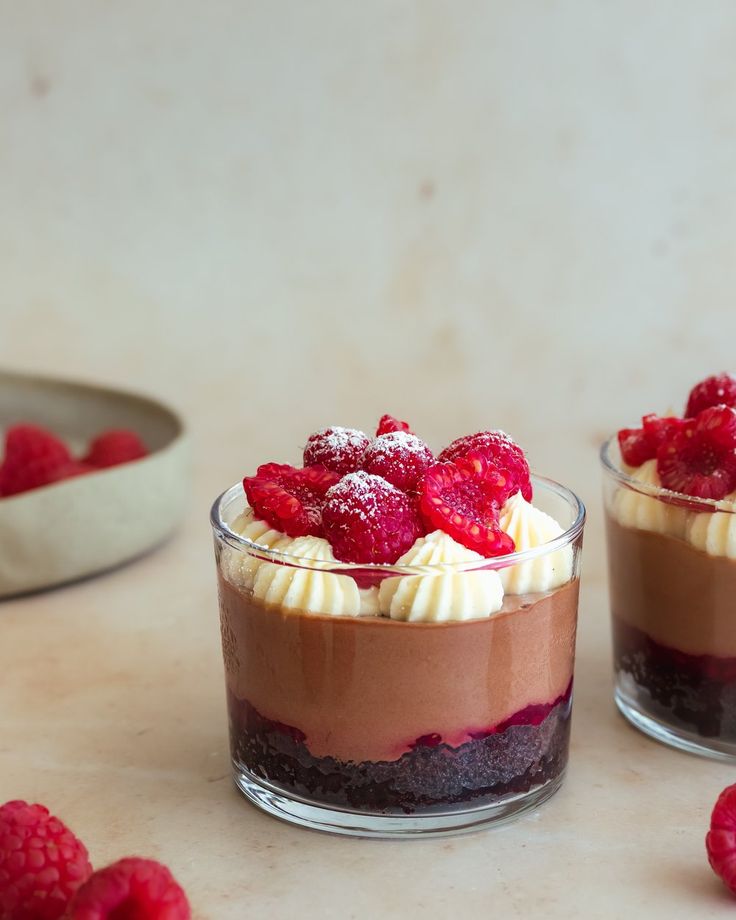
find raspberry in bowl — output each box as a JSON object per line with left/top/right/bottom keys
{"left": 601, "top": 373, "right": 736, "bottom": 761}
{"left": 211, "top": 418, "right": 585, "bottom": 837}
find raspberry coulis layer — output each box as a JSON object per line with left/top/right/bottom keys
{"left": 614, "top": 618, "right": 736, "bottom": 739}
{"left": 228, "top": 683, "right": 572, "bottom": 813}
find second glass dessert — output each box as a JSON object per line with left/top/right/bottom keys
{"left": 213, "top": 418, "right": 585, "bottom": 837}
{"left": 602, "top": 373, "right": 736, "bottom": 762}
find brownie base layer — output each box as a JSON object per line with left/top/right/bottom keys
{"left": 227, "top": 687, "right": 572, "bottom": 814}
{"left": 613, "top": 618, "right": 736, "bottom": 740}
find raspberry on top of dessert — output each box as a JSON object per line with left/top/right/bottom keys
{"left": 229, "top": 415, "right": 573, "bottom": 621}
{"left": 617, "top": 372, "right": 736, "bottom": 502}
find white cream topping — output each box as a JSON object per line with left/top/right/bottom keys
{"left": 497, "top": 493, "right": 573, "bottom": 594}
{"left": 358, "top": 586, "right": 380, "bottom": 616}
{"left": 220, "top": 510, "right": 293, "bottom": 588}
{"left": 688, "top": 496, "right": 736, "bottom": 559}
{"left": 612, "top": 459, "right": 687, "bottom": 539}
{"left": 378, "top": 530, "right": 504, "bottom": 622}
{"left": 253, "top": 535, "right": 362, "bottom": 616}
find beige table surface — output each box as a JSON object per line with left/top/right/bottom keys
{"left": 3, "top": 2, "right": 736, "bottom": 917}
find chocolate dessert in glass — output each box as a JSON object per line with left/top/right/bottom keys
{"left": 602, "top": 373, "right": 736, "bottom": 762}
{"left": 212, "top": 416, "right": 585, "bottom": 836}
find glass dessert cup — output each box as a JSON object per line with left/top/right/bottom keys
{"left": 211, "top": 476, "right": 585, "bottom": 838}
{"left": 601, "top": 437, "right": 736, "bottom": 763}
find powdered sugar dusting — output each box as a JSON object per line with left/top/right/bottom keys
{"left": 325, "top": 471, "right": 395, "bottom": 523}
{"left": 362, "top": 432, "right": 435, "bottom": 491}
{"left": 315, "top": 427, "right": 369, "bottom": 452}
{"left": 303, "top": 426, "right": 371, "bottom": 475}
{"left": 367, "top": 431, "right": 428, "bottom": 458}
{"left": 322, "top": 470, "right": 422, "bottom": 563}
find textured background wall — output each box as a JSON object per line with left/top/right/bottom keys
{"left": 2, "top": 1, "right": 736, "bottom": 576}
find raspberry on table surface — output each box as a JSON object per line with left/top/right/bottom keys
{"left": 706, "top": 783, "right": 736, "bottom": 896}
{"left": 0, "top": 799, "right": 92, "bottom": 920}
{"left": 66, "top": 856, "right": 190, "bottom": 919}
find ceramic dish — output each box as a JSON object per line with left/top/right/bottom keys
{"left": 0, "top": 369, "right": 188, "bottom": 597}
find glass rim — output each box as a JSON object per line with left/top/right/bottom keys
{"left": 209, "top": 474, "right": 586, "bottom": 575}
{"left": 599, "top": 435, "right": 736, "bottom": 514}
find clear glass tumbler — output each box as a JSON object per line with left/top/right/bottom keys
{"left": 601, "top": 436, "right": 736, "bottom": 762}
{"left": 211, "top": 476, "right": 585, "bottom": 837}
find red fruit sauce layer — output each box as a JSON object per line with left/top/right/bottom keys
{"left": 227, "top": 684, "right": 572, "bottom": 813}
{"left": 613, "top": 618, "right": 736, "bottom": 740}
{"left": 606, "top": 513, "right": 736, "bottom": 739}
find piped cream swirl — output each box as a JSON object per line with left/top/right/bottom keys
{"left": 220, "top": 510, "right": 293, "bottom": 588}
{"left": 688, "top": 496, "right": 736, "bottom": 559}
{"left": 612, "top": 459, "right": 687, "bottom": 539}
{"left": 378, "top": 530, "right": 504, "bottom": 622}
{"left": 498, "top": 493, "right": 573, "bottom": 594}
{"left": 253, "top": 535, "right": 362, "bottom": 616}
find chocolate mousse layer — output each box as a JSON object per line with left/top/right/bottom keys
{"left": 218, "top": 573, "right": 579, "bottom": 813}
{"left": 606, "top": 514, "right": 736, "bottom": 739}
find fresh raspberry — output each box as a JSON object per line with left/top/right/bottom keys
{"left": 617, "top": 427, "right": 653, "bottom": 467}
{"left": 0, "top": 799, "right": 92, "bottom": 920}
{"left": 437, "top": 430, "right": 532, "bottom": 502}
{"left": 376, "top": 414, "right": 412, "bottom": 436}
{"left": 243, "top": 463, "right": 339, "bottom": 538}
{"left": 657, "top": 406, "right": 736, "bottom": 500}
{"left": 618, "top": 414, "right": 686, "bottom": 467}
{"left": 303, "top": 427, "right": 370, "bottom": 476}
{"left": 322, "top": 471, "right": 422, "bottom": 564}
{"left": 66, "top": 857, "right": 190, "bottom": 919}
{"left": 0, "top": 425, "right": 73, "bottom": 497}
{"left": 361, "top": 432, "right": 434, "bottom": 492}
{"left": 49, "top": 462, "right": 96, "bottom": 483}
{"left": 685, "top": 372, "right": 736, "bottom": 418}
{"left": 419, "top": 452, "right": 516, "bottom": 557}
{"left": 83, "top": 430, "right": 148, "bottom": 469}
{"left": 706, "top": 783, "right": 736, "bottom": 896}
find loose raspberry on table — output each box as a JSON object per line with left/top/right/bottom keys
{"left": 66, "top": 857, "right": 190, "bottom": 919}
{"left": 419, "top": 452, "right": 516, "bottom": 557}
{"left": 83, "top": 430, "right": 148, "bottom": 469}
{"left": 375, "top": 414, "right": 412, "bottom": 436}
{"left": 706, "top": 783, "right": 736, "bottom": 896}
{"left": 0, "top": 425, "right": 73, "bottom": 497}
{"left": 303, "top": 427, "right": 370, "bottom": 476}
{"left": 618, "top": 414, "right": 686, "bottom": 467}
{"left": 0, "top": 799, "right": 92, "bottom": 920}
{"left": 437, "top": 430, "right": 532, "bottom": 502}
{"left": 685, "top": 372, "right": 736, "bottom": 418}
{"left": 657, "top": 405, "right": 736, "bottom": 500}
{"left": 322, "top": 471, "right": 423, "bottom": 564}
{"left": 244, "top": 463, "right": 339, "bottom": 538}
{"left": 361, "top": 432, "right": 434, "bottom": 492}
